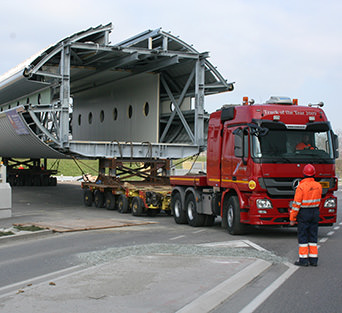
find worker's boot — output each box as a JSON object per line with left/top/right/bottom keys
{"left": 294, "top": 258, "right": 309, "bottom": 267}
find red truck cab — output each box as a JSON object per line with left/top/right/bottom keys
{"left": 171, "top": 97, "right": 338, "bottom": 234}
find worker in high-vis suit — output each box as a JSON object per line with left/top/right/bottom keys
{"left": 290, "top": 164, "right": 322, "bottom": 266}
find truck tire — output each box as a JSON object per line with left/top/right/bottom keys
{"left": 171, "top": 192, "right": 187, "bottom": 224}
{"left": 226, "top": 196, "right": 247, "bottom": 235}
{"left": 83, "top": 189, "right": 93, "bottom": 206}
{"left": 117, "top": 195, "right": 129, "bottom": 213}
{"left": 132, "top": 197, "right": 144, "bottom": 216}
{"left": 94, "top": 190, "right": 105, "bottom": 208}
{"left": 185, "top": 193, "right": 205, "bottom": 227}
{"left": 105, "top": 192, "right": 116, "bottom": 210}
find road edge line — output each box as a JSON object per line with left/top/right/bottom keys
{"left": 176, "top": 258, "right": 271, "bottom": 313}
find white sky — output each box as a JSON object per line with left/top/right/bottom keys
{"left": 1, "top": 0, "right": 341, "bottom": 130}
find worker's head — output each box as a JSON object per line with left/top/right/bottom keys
{"left": 302, "top": 134, "right": 310, "bottom": 144}
{"left": 303, "top": 164, "right": 316, "bottom": 177}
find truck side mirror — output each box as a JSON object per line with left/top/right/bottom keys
{"left": 333, "top": 134, "right": 339, "bottom": 159}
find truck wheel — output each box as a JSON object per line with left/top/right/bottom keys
{"left": 171, "top": 192, "right": 187, "bottom": 224}
{"left": 132, "top": 197, "right": 144, "bottom": 216}
{"left": 117, "top": 195, "right": 129, "bottom": 213}
{"left": 226, "top": 196, "right": 246, "bottom": 235}
{"left": 185, "top": 193, "right": 205, "bottom": 227}
{"left": 94, "top": 190, "right": 105, "bottom": 208}
{"left": 83, "top": 189, "right": 93, "bottom": 206}
{"left": 105, "top": 192, "right": 116, "bottom": 210}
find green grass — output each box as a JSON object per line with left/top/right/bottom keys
{"left": 14, "top": 225, "right": 45, "bottom": 232}
{"left": 0, "top": 231, "right": 14, "bottom": 237}
{"left": 47, "top": 159, "right": 99, "bottom": 176}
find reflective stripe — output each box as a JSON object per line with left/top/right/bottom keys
{"left": 293, "top": 201, "right": 301, "bottom": 206}
{"left": 308, "top": 243, "right": 318, "bottom": 258}
{"left": 299, "top": 244, "right": 308, "bottom": 258}
{"left": 291, "top": 207, "right": 299, "bottom": 211}
{"left": 303, "top": 199, "right": 320, "bottom": 204}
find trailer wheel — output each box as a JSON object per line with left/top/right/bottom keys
{"left": 105, "top": 192, "right": 116, "bottom": 210}
{"left": 83, "top": 190, "right": 93, "bottom": 206}
{"left": 226, "top": 196, "right": 247, "bottom": 235}
{"left": 185, "top": 193, "right": 205, "bottom": 227}
{"left": 94, "top": 190, "right": 105, "bottom": 208}
{"left": 132, "top": 197, "right": 144, "bottom": 216}
{"left": 171, "top": 192, "right": 187, "bottom": 224}
{"left": 117, "top": 195, "right": 129, "bottom": 213}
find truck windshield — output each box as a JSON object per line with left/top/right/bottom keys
{"left": 252, "top": 129, "right": 334, "bottom": 161}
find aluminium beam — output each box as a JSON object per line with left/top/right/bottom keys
{"left": 69, "top": 141, "right": 201, "bottom": 159}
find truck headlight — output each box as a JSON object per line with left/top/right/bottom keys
{"left": 256, "top": 199, "right": 273, "bottom": 209}
{"left": 324, "top": 198, "right": 336, "bottom": 208}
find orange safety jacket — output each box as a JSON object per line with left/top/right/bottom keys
{"left": 290, "top": 177, "right": 322, "bottom": 221}
{"left": 296, "top": 142, "right": 314, "bottom": 150}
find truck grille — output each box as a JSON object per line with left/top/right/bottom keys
{"left": 259, "top": 177, "right": 333, "bottom": 198}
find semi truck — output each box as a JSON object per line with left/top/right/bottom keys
{"left": 170, "top": 96, "right": 339, "bottom": 234}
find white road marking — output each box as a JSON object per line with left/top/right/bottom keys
{"left": 198, "top": 240, "right": 250, "bottom": 248}
{"left": 327, "top": 231, "right": 335, "bottom": 236}
{"left": 239, "top": 262, "right": 298, "bottom": 313}
{"left": 319, "top": 237, "right": 328, "bottom": 243}
{"left": 192, "top": 229, "right": 206, "bottom": 234}
{"left": 243, "top": 240, "right": 268, "bottom": 252}
{"left": 333, "top": 226, "right": 340, "bottom": 230}
{"left": 169, "top": 235, "right": 186, "bottom": 241}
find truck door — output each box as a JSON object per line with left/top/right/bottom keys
{"left": 221, "top": 126, "right": 250, "bottom": 189}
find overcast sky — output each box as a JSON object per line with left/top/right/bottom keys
{"left": 1, "top": 0, "right": 341, "bottom": 130}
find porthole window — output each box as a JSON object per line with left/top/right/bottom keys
{"left": 113, "top": 107, "right": 118, "bottom": 121}
{"left": 88, "top": 112, "right": 93, "bottom": 124}
{"left": 143, "top": 102, "right": 149, "bottom": 116}
{"left": 128, "top": 105, "right": 133, "bottom": 119}
{"left": 100, "top": 110, "right": 104, "bottom": 123}
{"left": 78, "top": 114, "right": 81, "bottom": 126}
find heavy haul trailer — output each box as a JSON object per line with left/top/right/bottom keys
{"left": 2, "top": 158, "right": 57, "bottom": 186}
{"left": 170, "top": 96, "right": 339, "bottom": 234}
{"left": 81, "top": 158, "right": 172, "bottom": 216}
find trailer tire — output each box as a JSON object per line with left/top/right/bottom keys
{"left": 132, "top": 197, "right": 144, "bottom": 216}
{"left": 94, "top": 190, "right": 105, "bottom": 208}
{"left": 83, "top": 190, "right": 93, "bottom": 206}
{"left": 117, "top": 195, "right": 129, "bottom": 213}
{"left": 185, "top": 193, "right": 205, "bottom": 227}
{"left": 226, "top": 195, "right": 247, "bottom": 235}
{"left": 105, "top": 192, "right": 116, "bottom": 210}
{"left": 171, "top": 192, "right": 187, "bottom": 224}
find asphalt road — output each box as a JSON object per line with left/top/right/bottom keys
{"left": 0, "top": 184, "right": 340, "bottom": 312}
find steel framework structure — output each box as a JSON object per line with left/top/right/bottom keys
{"left": 0, "top": 23, "right": 233, "bottom": 160}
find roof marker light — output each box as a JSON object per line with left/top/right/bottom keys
{"left": 293, "top": 99, "right": 298, "bottom": 105}
{"left": 243, "top": 97, "right": 249, "bottom": 105}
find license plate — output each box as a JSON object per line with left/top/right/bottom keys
{"left": 319, "top": 181, "right": 329, "bottom": 188}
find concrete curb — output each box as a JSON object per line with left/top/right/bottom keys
{"left": 176, "top": 259, "right": 272, "bottom": 313}
{"left": 0, "top": 230, "right": 53, "bottom": 244}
